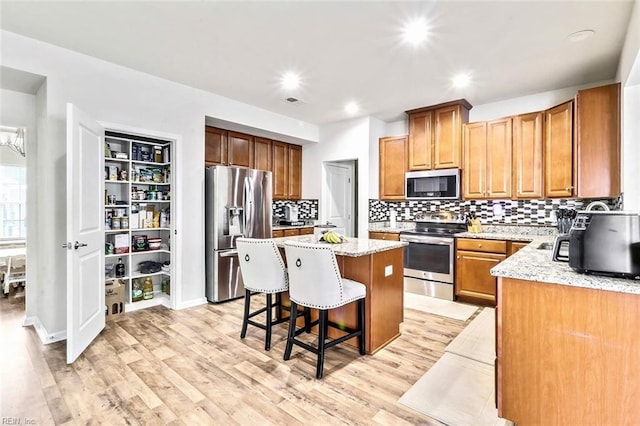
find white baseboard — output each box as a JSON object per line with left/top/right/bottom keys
{"left": 175, "top": 297, "right": 208, "bottom": 310}
{"left": 26, "top": 316, "right": 67, "bottom": 344}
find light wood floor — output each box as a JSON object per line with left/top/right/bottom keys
{"left": 0, "top": 290, "right": 480, "bottom": 425}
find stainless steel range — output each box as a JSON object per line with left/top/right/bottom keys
{"left": 400, "top": 211, "right": 467, "bottom": 300}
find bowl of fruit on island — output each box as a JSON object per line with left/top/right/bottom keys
{"left": 319, "top": 230, "right": 346, "bottom": 244}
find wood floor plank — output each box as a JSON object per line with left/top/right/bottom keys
{"left": 1, "top": 292, "right": 477, "bottom": 425}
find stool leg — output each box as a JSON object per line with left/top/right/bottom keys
{"left": 358, "top": 298, "right": 366, "bottom": 355}
{"left": 265, "top": 293, "right": 273, "bottom": 351}
{"left": 317, "top": 309, "right": 327, "bottom": 379}
{"left": 304, "top": 308, "right": 311, "bottom": 333}
{"left": 240, "top": 289, "right": 251, "bottom": 339}
{"left": 283, "top": 302, "right": 298, "bottom": 361}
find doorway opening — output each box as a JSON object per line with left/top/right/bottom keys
{"left": 323, "top": 160, "right": 357, "bottom": 237}
{"left": 0, "top": 126, "right": 28, "bottom": 313}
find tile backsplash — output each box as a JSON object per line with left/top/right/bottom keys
{"left": 369, "top": 197, "right": 622, "bottom": 226}
{"left": 273, "top": 199, "right": 319, "bottom": 220}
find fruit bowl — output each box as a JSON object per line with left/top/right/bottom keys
{"left": 319, "top": 231, "right": 346, "bottom": 244}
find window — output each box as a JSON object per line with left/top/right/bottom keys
{"left": 0, "top": 165, "right": 26, "bottom": 239}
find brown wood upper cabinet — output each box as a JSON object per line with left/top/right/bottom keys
{"left": 205, "top": 126, "right": 227, "bottom": 166}
{"left": 512, "top": 112, "right": 544, "bottom": 199}
{"left": 406, "top": 99, "right": 471, "bottom": 171}
{"left": 253, "top": 137, "right": 273, "bottom": 171}
{"left": 462, "top": 118, "right": 512, "bottom": 199}
{"left": 272, "top": 141, "right": 302, "bottom": 200}
{"left": 379, "top": 135, "right": 407, "bottom": 200}
{"left": 544, "top": 100, "right": 574, "bottom": 198}
{"left": 575, "top": 83, "right": 621, "bottom": 198}
{"left": 227, "top": 131, "right": 254, "bottom": 168}
{"left": 204, "top": 127, "right": 254, "bottom": 168}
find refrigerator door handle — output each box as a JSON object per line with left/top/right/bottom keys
{"left": 219, "top": 250, "right": 238, "bottom": 258}
{"left": 243, "top": 177, "right": 250, "bottom": 237}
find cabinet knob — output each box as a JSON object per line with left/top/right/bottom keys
{"left": 565, "top": 186, "right": 574, "bottom": 191}
{"left": 456, "top": 256, "right": 460, "bottom": 259}
{"left": 478, "top": 244, "right": 482, "bottom": 247}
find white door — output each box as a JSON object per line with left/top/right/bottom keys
{"left": 66, "top": 103, "right": 105, "bottom": 364}
{"left": 324, "top": 163, "right": 354, "bottom": 236}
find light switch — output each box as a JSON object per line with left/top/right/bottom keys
{"left": 384, "top": 265, "right": 393, "bottom": 277}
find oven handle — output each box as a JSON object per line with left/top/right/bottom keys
{"left": 399, "top": 235, "right": 453, "bottom": 245}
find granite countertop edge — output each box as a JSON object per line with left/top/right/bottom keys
{"left": 491, "top": 236, "right": 640, "bottom": 295}
{"left": 273, "top": 224, "right": 314, "bottom": 231}
{"left": 272, "top": 235, "right": 408, "bottom": 257}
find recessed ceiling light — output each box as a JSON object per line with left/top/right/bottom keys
{"left": 568, "top": 29, "right": 595, "bottom": 42}
{"left": 402, "top": 18, "right": 428, "bottom": 46}
{"left": 281, "top": 71, "right": 300, "bottom": 90}
{"left": 452, "top": 72, "right": 471, "bottom": 88}
{"left": 345, "top": 102, "right": 359, "bottom": 114}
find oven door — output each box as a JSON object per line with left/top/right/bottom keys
{"left": 400, "top": 234, "right": 454, "bottom": 283}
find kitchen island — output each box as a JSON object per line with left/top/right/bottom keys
{"left": 491, "top": 240, "right": 640, "bottom": 425}
{"left": 272, "top": 235, "right": 407, "bottom": 354}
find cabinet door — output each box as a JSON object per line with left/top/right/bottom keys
{"left": 288, "top": 144, "right": 302, "bottom": 200}
{"left": 462, "top": 122, "right": 487, "bottom": 199}
{"left": 408, "top": 111, "right": 433, "bottom": 170}
{"left": 379, "top": 135, "right": 407, "bottom": 200}
{"left": 455, "top": 250, "right": 505, "bottom": 304}
{"left": 227, "top": 131, "right": 254, "bottom": 168}
{"left": 434, "top": 105, "right": 462, "bottom": 169}
{"left": 508, "top": 241, "right": 529, "bottom": 256}
{"left": 486, "top": 118, "right": 512, "bottom": 199}
{"left": 253, "top": 137, "right": 273, "bottom": 171}
{"left": 544, "top": 101, "right": 574, "bottom": 198}
{"left": 272, "top": 141, "right": 289, "bottom": 200}
{"left": 205, "top": 126, "right": 227, "bottom": 166}
{"left": 576, "top": 83, "right": 621, "bottom": 198}
{"left": 513, "top": 112, "right": 544, "bottom": 199}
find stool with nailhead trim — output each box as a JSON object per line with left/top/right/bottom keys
{"left": 236, "top": 238, "right": 310, "bottom": 351}
{"left": 282, "top": 241, "right": 366, "bottom": 379}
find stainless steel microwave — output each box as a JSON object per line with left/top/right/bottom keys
{"left": 405, "top": 169, "right": 460, "bottom": 200}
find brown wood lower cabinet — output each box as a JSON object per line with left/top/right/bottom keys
{"left": 455, "top": 239, "right": 529, "bottom": 306}
{"left": 368, "top": 231, "right": 400, "bottom": 241}
{"left": 272, "top": 227, "right": 313, "bottom": 238}
{"left": 497, "top": 277, "right": 640, "bottom": 424}
{"left": 279, "top": 247, "right": 404, "bottom": 354}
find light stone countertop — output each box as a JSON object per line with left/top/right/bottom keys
{"left": 272, "top": 234, "right": 407, "bottom": 257}
{"left": 490, "top": 235, "right": 640, "bottom": 295}
{"left": 456, "top": 232, "right": 536, "bottom": 242}
{"left": 368, "top": 222, "right": 416, "bottom": 234}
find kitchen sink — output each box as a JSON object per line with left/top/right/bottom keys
{"left": 537, "top": 242, "right": 553, "bottom": 250}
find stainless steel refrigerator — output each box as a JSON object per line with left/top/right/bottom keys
{"left": 205, "top": 166, "right": 273, "bottom": 302}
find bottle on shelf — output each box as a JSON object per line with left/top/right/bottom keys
{"left": 132, "top": 279, "right": 143, "bottom": 302}
{"left": 115, "top": 258, "right": 125, "bottom": 278}
{"left": 143, "top": 277, "right": 154, "bottom": 300}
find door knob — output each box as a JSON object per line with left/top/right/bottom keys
{"left": 62, "top": 242, "right": 72, "bottom": 250}
{"left": 74, "top": 241, "right": 88, "bottom": 250}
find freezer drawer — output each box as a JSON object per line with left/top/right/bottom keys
{"left": 206, "top": 249, "right": 245, "bottom": 302}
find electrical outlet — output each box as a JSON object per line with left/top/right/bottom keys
{"left": 384, "top": 265, "right": 393, "bottom": 277}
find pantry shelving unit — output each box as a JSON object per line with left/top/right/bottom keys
{"left": 104, "top": 131, "right": 174, "bottom": 312}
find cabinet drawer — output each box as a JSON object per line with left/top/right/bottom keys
{"left": 457, "top": 238, "right": 507, "bottom": 254}
{"left": 283, "top": 229, "right": 300, "bottom": 237}
{"left": 299, "top": 227, "right": 314, "bottom": 235}
{"left": 272, "top": 230, "right": 284, "bottom": 238}
{"left": 369, "top": 232, "right": 400, "bottom": 241}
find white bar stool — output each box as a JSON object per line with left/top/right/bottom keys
{"left": 283, "top": 241, "right": 366, "bottom": 379}
{"left": 236, "top": 238, "right": 309, "bottom": 351}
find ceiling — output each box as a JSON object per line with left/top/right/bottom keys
{"left": 0, "top": 1, "right": 634, "bottom": 125}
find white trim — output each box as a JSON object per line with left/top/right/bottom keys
{"left": 98, "top": 120, "right": 183, "bottom": 311}
{"left": 175, "top": 297, "right": 208, "bottom": 310}
{"left": 25, "top": 316, "right": 66, "bottom": 344}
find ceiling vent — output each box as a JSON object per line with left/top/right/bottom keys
{"left": 285, "top": 97, "right": 299, "bottom": 103}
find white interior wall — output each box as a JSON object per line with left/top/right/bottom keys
{"left": 616, "top": 0, "right": 639, "bottom": 85}
{"left": 304, "top": 117, "right": 370, "bottom": 238}
{"left": 1, "top": 30, "right": 319, "bottom": 339}
{"left": 622, "top": 84, "right": 640, "bottom": 210}
{"left": 368, "top": 117, "right": 387, "bottom": 200}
